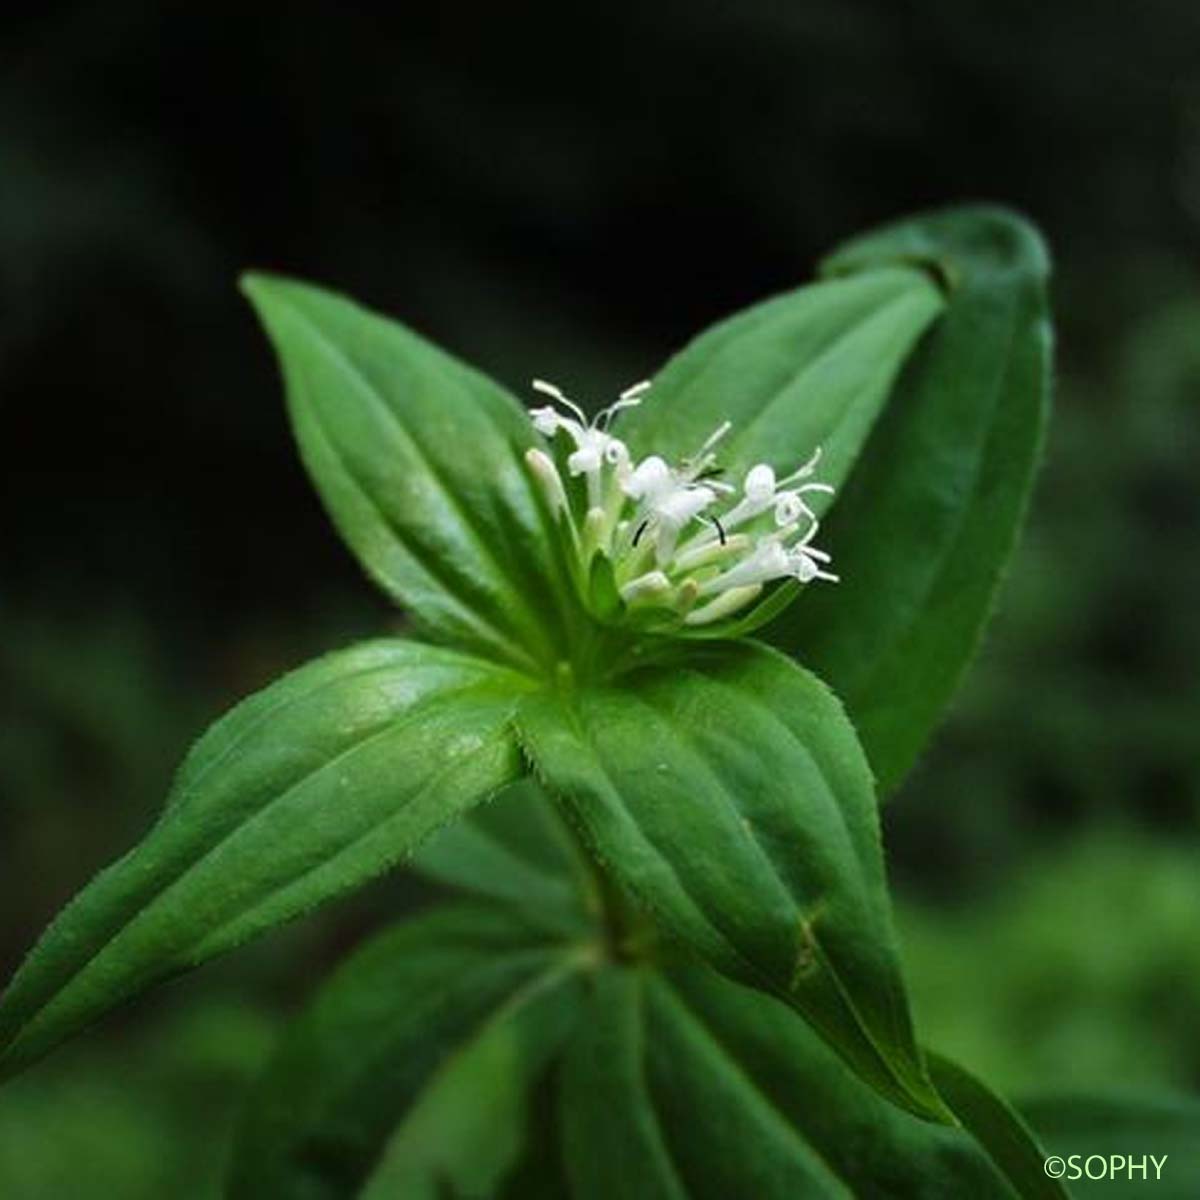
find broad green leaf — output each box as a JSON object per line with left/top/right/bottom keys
{"left": 242, "top": 274, "right": 578, "bottom": 675}
{"left": 412, "top": 778, "right": 593, "bottom": 935}
{"left": 928, "top": 1053, "right": 1067, "bottom": 1200}
{"left": 559, "top": 971, "right": 690, "bottom": 1199}
{"left": 1020, "top": 1092, "right": 1200, "bottom": 1198}
{"left": 516, "top": 640, "right": 948, "bottom": 1121}
{"left": 560, "top": 965, "right": 1021, "bottom": 1198}
{"left": 0, "top": 640, "right": 530, "bottom": 1080}
{"left": 769, "top": 207, "right": 1053, "bottom": 794}
{"left": 360, "top": 1025, "right": 565, "bottom": 1200}
{"left": 229, "top": 905, "right": 585, "bottom": 1200}
{"left": 614, "top": 266, "right": 944, "bottom": 499}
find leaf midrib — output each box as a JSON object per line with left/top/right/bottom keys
{"left": 621, "top": 270, "right": 919, "bottom": 454}
{"left": 635, "top": 661, "right": 921, "bottom": 1106}
{"left": 1, "top": 682, "right": 520, "bottom": 1065}
{"left": 170, "top": 647, "right": 499, "bottom": 813}
{"left": 277, "top": 293, "right": 555, "bottom": 662}
{"left": 721, "top": 286, "right": 940, "bottom": 469}
{"left": 188, "top": 716, "right": 520, "bottom": 962}
{"left": 621, "top": 277, "right": 935, "bottom": 481}
{"left": 520, "top": 698, "right": 762, "bottom": 994}
{"left": 299, "top": 365, "right": 544, "bottom": 675}
{"left": 652, "top": 976, "right": 855, "bottom": 1197}
{"left": 847, "top": 280, "right": 1027, "bottom": 715}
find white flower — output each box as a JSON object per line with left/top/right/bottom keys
{"left": 566, "top": 428, "right": 609, "bottom": 478}
{"left": 529, "top": 405, "right": 567, "bottom": 438}
{"left": 532, "top": 378, "right": 645, "bottom": 506}
{"left": 624, "top": 455, "right": 672, "bottom": 503}
{"left": 697, "top": 538, "right": 791, "bottom": 595}
{"left": 646, "top": 483, "right": 717, "bottom": 565}
{"left": 525, "top": 378, "right": 838, "bottom": 627}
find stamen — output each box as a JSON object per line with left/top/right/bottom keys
{"left": 792, "top": 514, "right": 822, "bottom": 548}
{"left": 531, "top": 379, "right": 588, "bottom": 425}
{"left": 596, "top": 380, "right": 652, "bottom": 428}
{"left": 777, "top": 446, "right": 823, "bottom": 487}
{"left": 796, "top": 482, "right": 834, "bottom": 498}
{"left": 695, "top": 420, "right": 732, "bottom": 458}
{"left": 679, "top": 424, "right": 730, "bottom": 481}
{"left": 789, "top": 549, "right": 839, "bottom": 584}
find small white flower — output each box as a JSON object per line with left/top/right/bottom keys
{"left": 529, "top": 405, "right": 567, "bottom": 438}
{"left": 566, "top": 428, "right": 608, "bottom": 478}
{"left": 525, "top": 378, "right": 838, "bottom": 628}
{"left": 653, "top": 484, "right": 716, "bottom": 528}
{"left": 648, "top": 483, "right": 717, "bottom": 565}
{"left": 532, "top": 378, "right": 647, "bottom": 506}
{"left": 624, "top": 455, "right": 672, "bottom": 502}
{"left": 698, "top": 538, "right": 790, "bottom": 595}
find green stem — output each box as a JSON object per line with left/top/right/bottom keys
{"left": 539, "top": 789, "right": 657, "bottom": 964}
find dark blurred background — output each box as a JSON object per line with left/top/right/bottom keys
{"left": 2, "top": 3, "right": 1199, "bottom": 1194}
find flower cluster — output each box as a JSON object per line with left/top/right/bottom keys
{"left": 524, "top": 379, "right": 838, "bottom": 628}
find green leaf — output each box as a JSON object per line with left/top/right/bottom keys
{"left": 929, "top": 1053, "right": 1068, "bottom": 1200}
{"left": 376, "top": 1042, "right": 574, "bottom": 1200}
{"left": 614, "top": 266, "right": 944, "bottom": 500}
{"left": 559, "top": 971, "right": 690, "bottom": 1199}
{"left": 242, "top": 274, "right": 577, "bottom": 675}
{"left": 559, "top": 965, "right": 1022, "bottom": 1198}
{"left": 516, "top": 640, "right": 948, "bottom": 1121}
{"left": 228, "top": 905, "right": 585, "bottom": 1200}
{"left": 361, "top": 1031, "right": 570, "bottom": 1200}
{"left": 411, "top": 778, "right": 594, "bottom": 936}
{"left": 1020, "top": 1092, "right": 1200, "bottom": 1198}
{"left": 769, "top": 207, "right": 1053, "bottom": 794}
{"left": 0, "top": 640, "right": 530, "bottom": 1081}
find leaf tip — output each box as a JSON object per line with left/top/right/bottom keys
{"left": 237, "top": 270, "right": 289, "bottom": 310}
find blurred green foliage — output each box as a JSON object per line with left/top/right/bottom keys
{"left": 900, "top": 831, "right": 1200, "bottom": 1096}
{"left": 2, "top": 0, "right": 1198, "bottom": 1193}
{"left": 0, "top": 998, "right": 273, "bottom": 1200}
